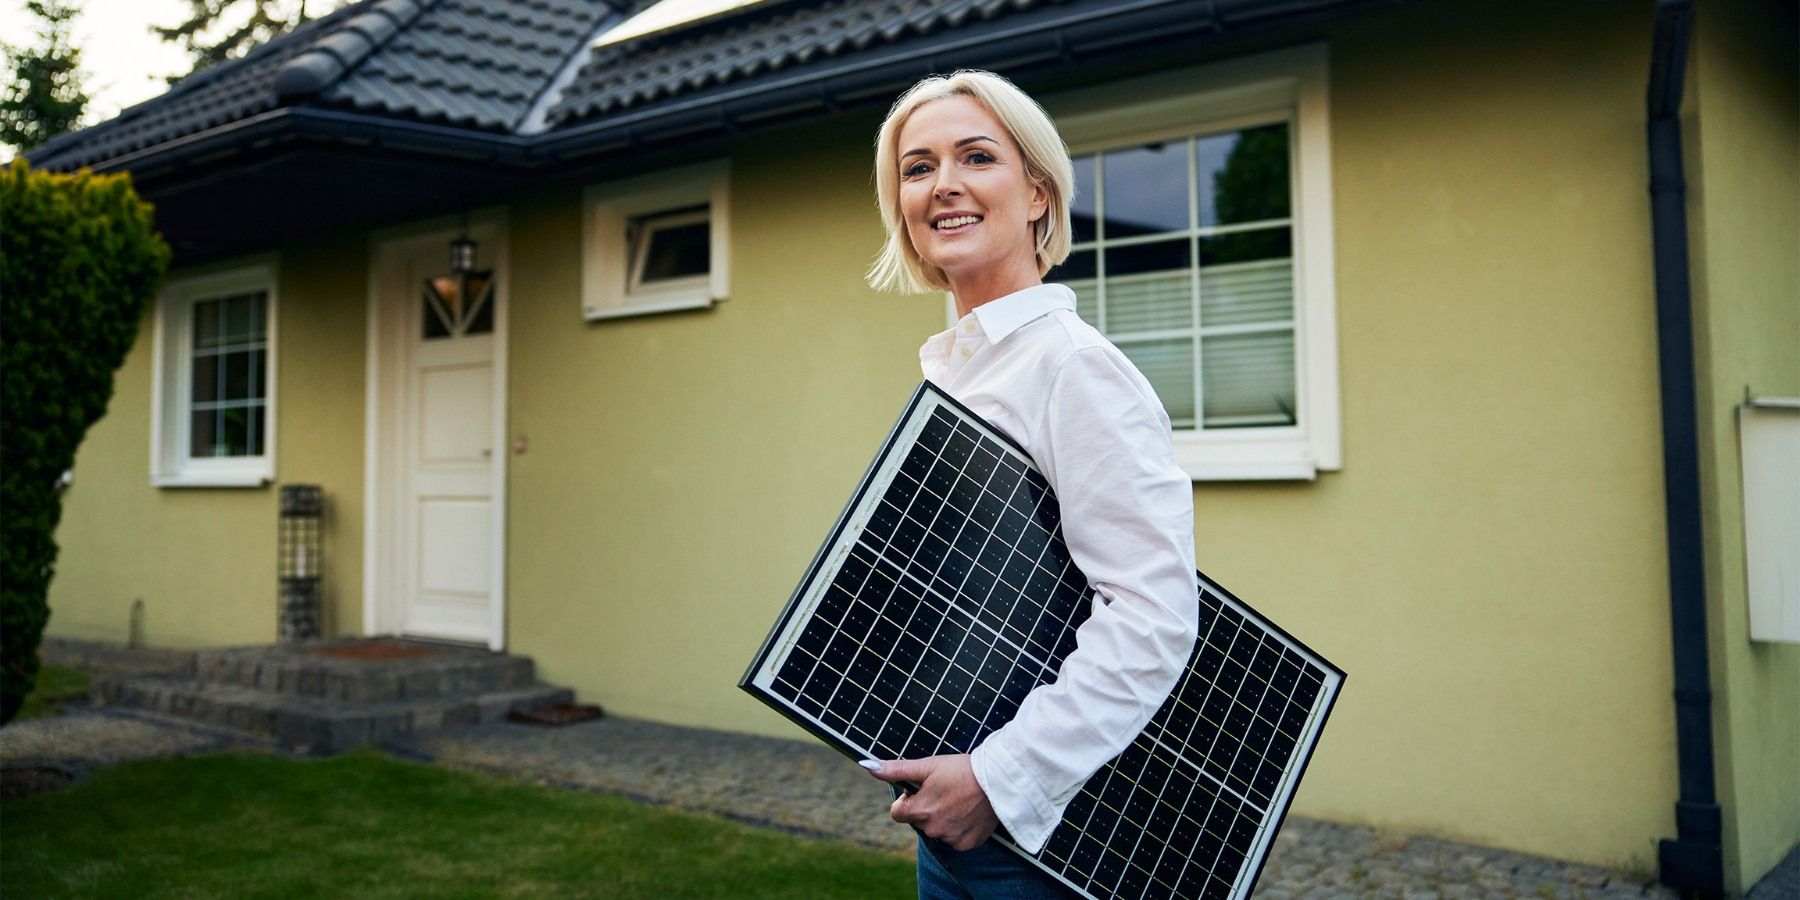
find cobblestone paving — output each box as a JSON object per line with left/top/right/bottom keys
{"left": 10, "top": 642, "right": 1789, "bottom": 899}
{"left": 0, "top": 704, "right": 271, "bottom": 768}
{"left": 386, "top": 717, "right": 1687, "bottom": 899}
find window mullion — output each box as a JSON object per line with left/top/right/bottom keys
{"left": 1188, "top": 133, "right": 1203, "bottom": 436}
{"left": 1095, "top": 152, "right": 1106, "bottom": 334}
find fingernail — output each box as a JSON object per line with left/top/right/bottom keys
{"left": 859, "top": 759, "right": 883, "bottom": 772}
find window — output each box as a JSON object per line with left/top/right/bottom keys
{"left": 582, "top": 160, "right": 729, "bottom": 320}
{"left": 151, "top": 262, "right": 278, "bottom": 487}
{"left": 628, "top": 205, "right": 710, "bottom": 294}
{"left": 1042, "top": 45, "right": 1340, "bottom": 480}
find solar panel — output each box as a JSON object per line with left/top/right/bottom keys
{"left": 742, "top": 381, "right": 1344, "bottom": 900}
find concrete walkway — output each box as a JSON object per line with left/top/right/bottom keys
{"left": 7, "top": 641, "right": 1792, "bottom": 899}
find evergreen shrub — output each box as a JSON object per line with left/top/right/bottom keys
{"left": 0, "top": 157, "right": 169, "bottom": 724}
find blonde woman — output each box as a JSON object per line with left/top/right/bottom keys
{"left": 861, "top": 70, "right": 1200, "bottom": 899}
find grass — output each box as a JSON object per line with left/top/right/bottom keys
{"left": 15, "top": 663, "right": 91, "bottom": 721}
{"left": 1, "top": 749, "right": 914, "bottom": 899}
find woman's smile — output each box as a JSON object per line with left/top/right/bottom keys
{"left": 932, "top": 213, "right": 984, "bottom": 234}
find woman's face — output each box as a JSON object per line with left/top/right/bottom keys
{"left": 895, "top": 95, "right": 1048, "bottom": 289}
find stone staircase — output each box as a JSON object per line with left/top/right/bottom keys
{"left": 91, "top": 638, "right": 574, "bottom": 755}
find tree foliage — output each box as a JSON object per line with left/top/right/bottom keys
{"left": 0, "top": 0, "right": 91, "bottom": 156}
{"left": 0, "top": 159, "right": 171, "bottom": 725}
{"left": 154, "top": 0, "right": 333, "bottom": 80}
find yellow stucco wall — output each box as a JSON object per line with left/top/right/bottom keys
{"left": 505, "top": 0, "right": 1679, "bottom": 873}
{"left": 502, "top": 114, "right": 929, "bottom": 735}
{"left": 44, "top": 0, "right": 1796, "bottom": 883}
{"left": 1196, "top": 0, "right": 1674, "bottom": 872}
{"left": 46, "top": 231, "right": 368, "bottom": 647}
{"left": 1689, "top": 0, "right": 1800, "bottom": 892}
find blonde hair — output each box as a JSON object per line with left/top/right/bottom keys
{"left": 866, "top": 70, "right": 1075, "bottom": 294}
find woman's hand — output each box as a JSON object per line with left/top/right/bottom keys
{"left": 867, "top": 754, "right": 999, "bottom": 851}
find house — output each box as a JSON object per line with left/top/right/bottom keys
{"left": 23, "top": 0, "right": 1797, "bottom": 894}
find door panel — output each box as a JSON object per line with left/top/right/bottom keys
{"left": 388, "top": 233, "right": 501, "bottom": 644}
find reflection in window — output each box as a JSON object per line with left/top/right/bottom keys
{"left": 629, "top": 205, "right": 710, "bottom": 291}
{"left": 1048, "top": 122, "right": 1295, "bottom": 430}
{"left": 189, "top": 291, "right": 268, "bottom": 457}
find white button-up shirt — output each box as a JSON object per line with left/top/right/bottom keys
{"left": 919, "top": 282, "right": 1199, "bottom": 854}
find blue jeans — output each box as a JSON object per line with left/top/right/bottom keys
{"left": 916, "top": 835, "right": 1074, "bottom": 900}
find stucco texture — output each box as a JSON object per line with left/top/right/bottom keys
{"left": 46, "top": 232, "right": 367, "bottom": 648}
{"left": 1209, "top": 0, "right": 1673, "bottom": 874}
{"left": 1689, "top": 0, "right": 1800, "bottom": 892}
{"left": 501, "top": 113, "right": 935, "bottom": 738}
{"left": 507, "top": 0, "right": 1681, "bottom": 874}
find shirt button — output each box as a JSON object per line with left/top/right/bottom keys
{"left": 961, "top": 318, "right": 977, "bottom": 334}
{"left": 959, "top": 345, "right": 973, "bottom": 359}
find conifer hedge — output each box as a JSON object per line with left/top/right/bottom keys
{"left": 1, "top": 157, "right": 170, "bottom": 724}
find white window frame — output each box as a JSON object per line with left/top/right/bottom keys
{"left": 1031, "top": 43, "right": 1341, "bottom": 481}
{"left": 149, "top": 259, "right": 279, "bottom": 487}
{"left": 582, "top": 160, "right": 729, "bottom": 320}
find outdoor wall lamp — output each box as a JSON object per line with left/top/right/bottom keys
{"left": 423, "top": 230, "right": 494, "bottom": 340}
{"left": 450, "top": 234, "right": 477, "bottom": 274}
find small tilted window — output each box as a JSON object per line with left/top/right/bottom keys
{"left": 627, "top": 205, "right": 710, "bottom": 293}
{"left": 583, "top": 161, "right": 729, "bottom": 320}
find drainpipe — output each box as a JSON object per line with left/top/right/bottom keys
{"left": 1645, "top": 1, "right": 1724, "bottom": 896}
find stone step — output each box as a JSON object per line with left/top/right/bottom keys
{"left": 93, "top": 673, "right": 574, "bottom": 755}
{"left": 187, "top": 640, "right": 537, "bottom": 702}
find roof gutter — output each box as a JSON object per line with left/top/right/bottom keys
{"left": 83, "top": 106, "right": 537, "bottom": 184}
{"left": 1645, "top": 1, "right": 1724, "bottom": 896}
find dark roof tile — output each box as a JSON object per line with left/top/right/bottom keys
{"left": 543, "top": 0, "right": 1055, "bottom": 127}
{"left": 26, "top": 1, "right": 375, "bottom": 169}
{"left": 324, "top": 0, "right": 614, "bottom": 131}
{"left": 28, "top": 0, "right": 616, "bottom": 167}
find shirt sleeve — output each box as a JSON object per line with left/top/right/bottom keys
{"left": 969, "top": 345, "right": 1199, "bottom": 854}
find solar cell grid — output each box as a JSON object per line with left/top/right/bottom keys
{"left": 744, "top": 382, "right": 1343, "bottom": 900}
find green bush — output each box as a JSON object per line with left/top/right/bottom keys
{"left": 0, "top": 157, "right": 169, "bottom": 724}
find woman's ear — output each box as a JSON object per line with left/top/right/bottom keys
{"left": 1028, "top": 179, "right": 1050, "bottom": 223}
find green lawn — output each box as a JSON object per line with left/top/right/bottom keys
{"left": 2, "top": 749, "right": 914, "bottom": 899}
{"left": 15, "top": 663, "right": 90, "bottom": 721}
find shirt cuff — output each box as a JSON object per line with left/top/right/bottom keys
{"left": 970, "top": 734, "right": 1062, "bottom": 854}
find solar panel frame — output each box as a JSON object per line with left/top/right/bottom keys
{"left": 742, "top": 380, "right": 1344, "bottom": 900}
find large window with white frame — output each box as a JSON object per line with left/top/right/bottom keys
{"left": 150, "top": 262, "right": 277, "bottom": 487}
{"left": 582, "top": 160, "right": 729, "bottom": 320}
{"left": 1042, "top": 45, "right": 1340, "bottom": 481}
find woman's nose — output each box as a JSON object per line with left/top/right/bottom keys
{"left": 932, "top": 165, "right": 962, "bottom": 199}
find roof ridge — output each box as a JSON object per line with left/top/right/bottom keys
{"left": 515, "top": 1, "right": 632, "bottom": 135}
{"left": 274, "top": 0, "right": 440, "bottom": 101}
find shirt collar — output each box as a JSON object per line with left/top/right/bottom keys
{"left": 970, "top": 282, "right": 1077, "bottom": 344}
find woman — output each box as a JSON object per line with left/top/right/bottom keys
{"left": 860, "top": 70, "right": 1200, "bottom": 900}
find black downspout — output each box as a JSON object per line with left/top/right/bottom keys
{"left": 1646, "top": 1, "right": 1724, "bottom": 896}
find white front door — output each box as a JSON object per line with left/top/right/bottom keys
{"left": 367, "top": 222, "right": 507, "bottom": 648}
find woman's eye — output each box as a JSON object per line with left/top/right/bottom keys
{"left": 969, "top": 151, "right": 995, "bottom": 164}
{"left": 903, "top": 163, "right": 930, "bottom": 178}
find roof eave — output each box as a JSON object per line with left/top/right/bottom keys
{"left": 534, "top": 0, "right": 1403, "bottom": 162}
{"left": 59, "top": 105, "right": 538, "bottom": 186}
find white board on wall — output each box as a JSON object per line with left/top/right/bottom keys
{"left": 1740, "top": 400, "right": 1800, "bottom": 644}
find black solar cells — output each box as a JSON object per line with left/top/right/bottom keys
{"left": 743, "top": 381, "right": 1343, "bottom": 900}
